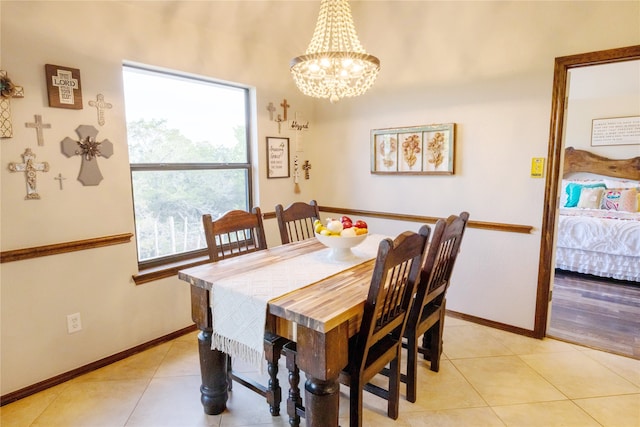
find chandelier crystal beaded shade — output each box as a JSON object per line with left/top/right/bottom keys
{"left": 290, "top": 0, "right": 380, "bottom": 103}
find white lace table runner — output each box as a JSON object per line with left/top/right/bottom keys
{"left": 210, "top": 235, "right": 385, "bottom": 371}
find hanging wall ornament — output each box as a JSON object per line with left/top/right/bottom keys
{"left": 88, "top": 93, "right": 112, "bottom": 126}
{"left": 8, "top": 148, "right": 50, "bottom": 199}
{"left": 293, "top": 155, "right": 301, "bottom": 194}
{"left": 0, "top": 70, "right": 25, "bottom": 138}
{"left": 61, "top": 125, "right": 113, "bottom": 186}
{"left": 25, "top": 114, "right": 52, "bottom": 146}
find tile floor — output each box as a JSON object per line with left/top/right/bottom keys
{"left": 1, "top": 317, "right": 639, "bottom": 427}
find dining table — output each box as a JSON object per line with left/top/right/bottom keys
{"left": 178, "top": 234, "right": 386, "bottom": 427}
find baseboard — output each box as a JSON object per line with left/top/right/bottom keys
{"left": 0, "top": 324, "right": 197, "bottom": 406}
{"left": 446, "top": 310, "right": 537, "bottom": 338}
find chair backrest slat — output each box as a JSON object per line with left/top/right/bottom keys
{"left": 275, "top": 200, "right": 320, "bottom": 245}
{"left": 203, "top": 208, "right": 267, "bottom": 261}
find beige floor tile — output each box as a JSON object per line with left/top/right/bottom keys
{"left": 520, "top": 351, "right": 640, "bottom": 399}
{"left": 79, "top": 342, "right": 172, "bottom": 382}
{"left": 154, "top": 340, "right": 201, "bottom": 378}
{"left": 581, "top": 349, "right": 640, "bottom": 388}
{"left": 219, "top": 382, "right": 290, "bottom": 426}
{"left": 125, "top": 375, "right": 220, "bottom": 427}
{"left": 31, "top": 379, "right": 148, "bottom": 427}
{"left": 486, "top": 328, "right": 580, "bottom": 355}
{"left": 394, "top": 360, "right": 486, "bottom": 411}
{"left": 442, "top": 324, "right": 514, "bottom": 359}
{"left": 492, "top": 400, "right": 601, "bottom": 427}
{"left": 573, "top": 393, "right": 640, "bottom": 427}
{"left": 401, "top": 407, "right": 505, "bottom": 426}
{"left": 0, "top": 384, "right": 67, "bottom": 427}
{"left": 452, "top": 355, "right": 566, "bottom": 406}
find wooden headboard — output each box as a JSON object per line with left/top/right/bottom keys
{"left": 563, "top": 146, "right": 640, "bottom": 180}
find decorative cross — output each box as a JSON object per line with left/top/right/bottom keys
{"left": 88, "top": 93, "right": 112, "bottom": 126}
{"left": 275, "top": 114, "right": 284, "bottom": 134}
{"left": 266, "top": 102, "right": 276, "bottom": 121}
{"left": 280, "top": 99, "right": 290, "bottom": 121}
{"left": 54, "top": 173, "right": 67, "bottom": 190}
{"left": 25, "top": 115, "right": 52, "bottom": 146}
{"left": 0, "top": 70, "right": 25, "bottom": 138}
{"left": 8, "top": 148, "right": 50, "bottom": 199}
{"left": 61, "top": 124, "right": 114, "bottom": 186}
{"left": 302, "top": 160, "right": 312, "bottom": 179}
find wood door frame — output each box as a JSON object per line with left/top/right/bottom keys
{"left": 534, "top": 45, "right": 640, "bottom": 338}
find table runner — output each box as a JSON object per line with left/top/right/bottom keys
{"left": 210, "top": 234, "right": 385, "bottom": 371}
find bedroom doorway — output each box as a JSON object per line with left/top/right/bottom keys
{"left": 535, "top": 45, "right": 640, "bottom": 354}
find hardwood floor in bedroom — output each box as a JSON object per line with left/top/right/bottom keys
{"left": 548, "top": 269, "right": 640, "bottom": 360}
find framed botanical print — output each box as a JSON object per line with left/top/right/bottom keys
{"left": 371, "top": 123, "right": 455, "bottom": 175}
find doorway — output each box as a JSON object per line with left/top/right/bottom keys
{"left": 534, "top": 45, "right": 640, "bottom": 344}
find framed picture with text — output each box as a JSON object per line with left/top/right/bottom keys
{"left": 45, "top": 64, "right": 83, "bottom": 109}
{"left": 266, "top": 136, "right": 290, "bottom": 178}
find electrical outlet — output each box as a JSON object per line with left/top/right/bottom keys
{"left": 67, "top": 313, "right": 82, "bottom": 334}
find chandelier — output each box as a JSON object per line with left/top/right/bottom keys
{"left": 290, "top": 0, "right": 380, "bottom": 103}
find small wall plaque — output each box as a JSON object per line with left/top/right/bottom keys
{"left": 45, "top": 64, "right": 83, "bottom": 109}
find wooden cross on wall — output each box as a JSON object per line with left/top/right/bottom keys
{"left": 0, "top": 70, "right": 25, "bottom": 138}
{"left": 302, "top": 160, "right": 312, "bottom": 179}
{"left": 8, "top": 148, "right": 50, "bottom": 199}
{"left": 61, "top": 124, "right": 114, "bottom": 186}
{"left": 280, "top": 99, "right": 290, "bottom": 121}
{"left": 25, "top": 115, "right": 52, "bottom": 146}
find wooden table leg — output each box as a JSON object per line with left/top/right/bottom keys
{"left": 191, "top": 286, "right": 228, "bottom": 415}
{"left": 197, "top": 329, "right": 228, "bottom": 415}
{"left": 305, "top": 375, "right": 341, "bottom": 426}
{"left": 295, "top": 323, "right": 349, "bottom": 427}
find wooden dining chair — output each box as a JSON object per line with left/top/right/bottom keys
{"left": 283, "top": 226, "right": 430, "bottom": 427}
{"left": 200, "top": 207, "right": 289, "bottom": 416}
{"left": 402, "top": 211, "right": 469, "bottom": 403}
{"left": 274, "top": 200, "right": 320, "bottom": 244}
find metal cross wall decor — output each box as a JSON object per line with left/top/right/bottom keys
{"left": 61, "top": 125, "right": 114, "bottom": 186}
{"left": 8, "top": 148, "right": 50, "bottom": 199}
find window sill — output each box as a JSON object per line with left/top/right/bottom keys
{"left": 133, "top": 255, "right": 210, "bottom": 285}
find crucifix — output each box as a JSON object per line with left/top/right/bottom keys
{"left": 266, "top": 102, "right": 276, "bottom": 121}
{"left": 88, "top": 93, "right": 112, "bottom": 126}
{"left": 0, "top": 70, "right": 25, "bottom": 138}
{"left": 280, "top": 99, "right": 290, "bottom": 121}
{"left": 302, "top": 160, "right": 312, "bottom": 179}
{"left": 8, "top": 148, "right": 50, "bottom": 199}
{"left": 61, "top": 124, "right": 114, "bottom": 186}
{"left": 54, "top": 173, "right": 66, "bottom": 190}
{"left": 25, "top": 115, "right": 52, "bottom": 146}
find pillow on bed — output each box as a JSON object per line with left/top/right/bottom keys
{"left": 600, "top": 188, "right": 638, "bottom": 212}
{"left": 604, "top": 179, "right": 640, "bottom": 189}
{"left": 564, "top": 182, "right": 606, "bottom": 208}
{"left": 577, "top": 187, "right": 605, "bottom": 209}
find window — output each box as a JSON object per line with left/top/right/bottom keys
{"left": 123, "top": 64, "right": 253, "bottom": 269}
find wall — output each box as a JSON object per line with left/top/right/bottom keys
{"left": 1, "top": 0, "right": 639, "bottom": 396}
{"left": 564, "top": 60, "right": 640, "bottom": 159}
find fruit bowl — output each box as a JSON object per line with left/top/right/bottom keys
{"left": 315, "top": 232, "right": 368, "bottom": 260}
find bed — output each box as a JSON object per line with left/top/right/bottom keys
{"left": 556, "top": 147, "right": 640, "bottom": 282}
